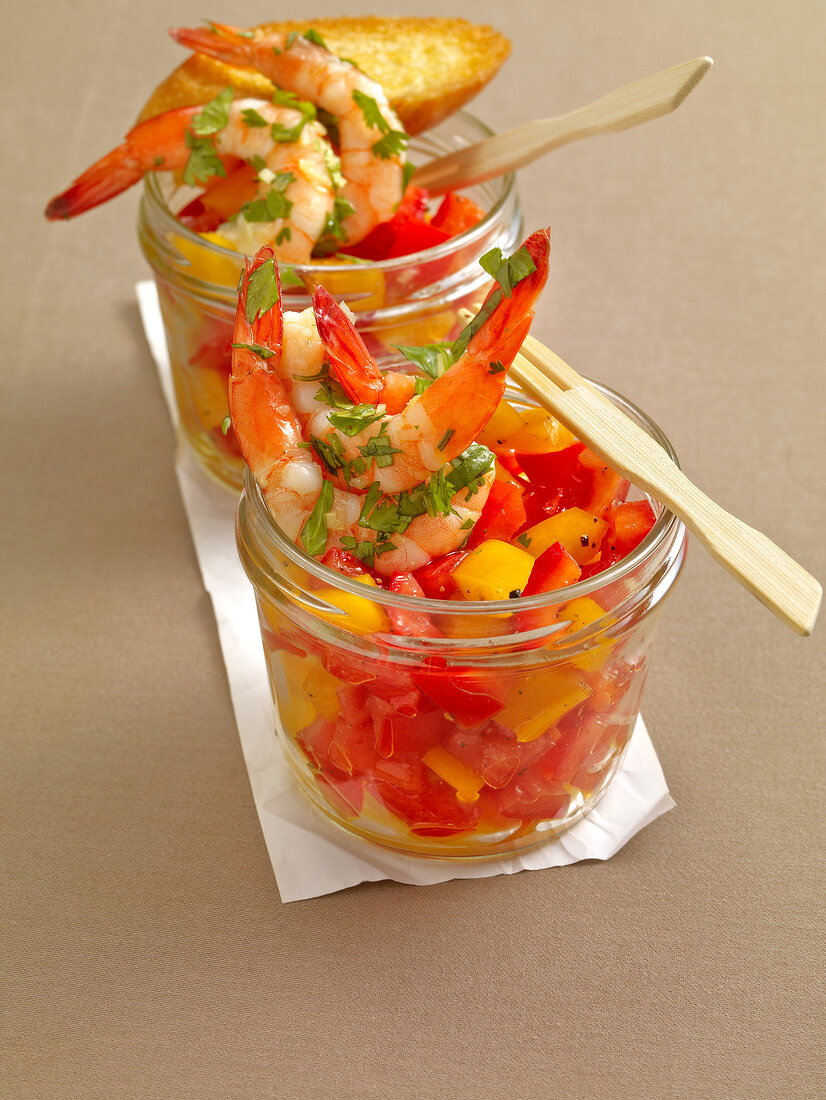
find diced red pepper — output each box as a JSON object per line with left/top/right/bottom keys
{"left": 369, "top": 774, "right": 481, "bottom": 835}
{"left": 430, "top": 192, "right": 486, "bottom": 236}
{"left": 341, "top": 185, "right": 430, "bottom": 260}
{"left": 515, "top": 443, "right": 585, "bottom": 488}
{"left": 414, "top": 551, "right": 468, "bottom": 599}
{"left": 412, "top": 657, "right": 507, "bottom": 729}
{"left": 465, "top": 480, "right": 527, "bottom": 550}
{"left": 385, "top": 220, "right": 450, "bottom": 258}
{"left": 523, "top": 541, "right": 582, "bottom": 597}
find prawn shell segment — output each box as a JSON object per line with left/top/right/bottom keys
{"left": 137, "top": 17, "right": 511, "bottom": 135}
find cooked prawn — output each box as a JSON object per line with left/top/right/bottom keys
{"left": 231, "top": 247, "right": 493, "bottom": 574}
{"left": 280, "top": 228, "right": 551, "bottom": 495}
{"left": 46, "top": 96, "right": 335, "bottom": 264}
{"left": 231, "top": 231, "right": 550, "bottom": 575}
{"left": 170, "top": 21, "right": 409, "bottom": 246}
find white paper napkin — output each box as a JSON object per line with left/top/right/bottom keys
{"left": 137, "top": 280, "right": 675, "bottom": 902}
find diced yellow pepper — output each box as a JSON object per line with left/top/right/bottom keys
{"left": 478, "top": 400, "right": 579, "bottom": 455}
{"left": 302, "top": 657, "right": 342, "bottom": 721}
{"left": 422, "top": 746, "right": 485, "bottom": 803}
{"left": 312, "top": 261, "right": 386, "bottom": 312}
{"left": 314, "top": 574, "right": 389, "bottom": 635}
{"left": 521, "top": 507, "right": 609, "bottom": 565}
{"left": 185, "top": 364, "right": 228, "bottom": 430}
{"left": 451, "top": 540, "right": 535, "bottom": 601}
{"left": 498, "top": 667, "right": 593, "bottom": 742}
{"left": 172, "top": 232, "right": 243, "bottom": 287}
{"left": 557, "top": 596, "right": 615, "bottom": 672}
{"left": 274, "top": 651, "right": 319, "bottom": 734}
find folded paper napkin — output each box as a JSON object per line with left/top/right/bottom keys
{"left": 137, "top": 281, "right": 675, "bottom": 903}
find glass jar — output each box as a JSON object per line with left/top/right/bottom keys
{"left": 235, "top": 383, "right": 688, "bottom": 860}
{"left": 137, "top": 111, "right": 522, "bottom": 490}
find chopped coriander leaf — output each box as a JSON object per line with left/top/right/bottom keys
{"left": 300, "top": 480, "right": 333, "bottom": 557}
{"left": 488, "top": 361, "right": 506, "bottom": 374}
{"left": 402, "top": 161, "right": 416, "bottom": 192}
{"left": 352, "top": 89, "right": 389, "bottom": 132}
{"left": 231, "top": 341, "right": 277, "bottom": 359}
{"left": 413, "top": 376, "right": 434, "bottom": 396}
{"left": 241, "top": 184, "right": 293, "bottom": 224}
{"left": 182, "top": 133, "right": 225, "bottom": 187}
{"left": 323, "top": 146, "right": 346, "bottom": 190}
{"left": 241, "top": 107, "right": 269, "bottom": 128}
{"left": 190, "top": 88, "right": 233, "bottom": 136}
{"left": 314, "top": 379, "right": 354, "bottom": 409}
{"left": 358, "top": 483, "right": 404, "bottom": 534}
{"left": 445, "top": 444, "right": 494, "bottom": 496}
{"left": 153, "top": 156, "right": 164, "bottom": 168}
{"left": 301, "top": 28, "right": 328, "bottom": 48}
{"left": 279, "top": 267, "right": 304, "bottom": 289}
{"left": 294, "top": 363, "right": 330, "bottom": 382}
{"left": 310, "top": 434, "right": 346, "bottom": 473}
{"left": 339, "top": 536, "right": 396, "bottom": 569}
{"left": 479, "top": 243, "right": 536, "bottom": 298}
{"left": 450, "top": 288, "right": 502, "bottom": 361}
{"left": 328, "top": 404, "right": 385, "bottom": 436}
{"left": 516, "top": 532, "right": 532, "bottom": 549}
{"left": 359, "top": 434, "right": 402, "bottom": 468}
{"left": 221, "top": 415, "right": 231, "bottom": 435}
{"left": 437, "top": 428, "right": 455, "bottom": 452}
{"left": 372, "top": 130, "right": 409, "bottom": 160}
{"left": 394, "top": 341, "right": 455, "bottom": 379}
{"left": 460, "top": 518, "right": 475, "bottom": 530}
{"left": 244, "top": 259, "right": 279, "bottom": 324}
{"left": 276, "top": 227, "right": 292, "bottom": 245}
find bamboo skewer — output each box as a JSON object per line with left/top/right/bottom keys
{"left": 507, "top": 336, "right": 821, "bottom": 636}
{"left": 413, "top": 56, "right": 713, "bottom": 195}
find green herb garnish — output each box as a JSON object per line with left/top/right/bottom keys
{"left": 300, "top": 480, "right": 333, "bottom": 557}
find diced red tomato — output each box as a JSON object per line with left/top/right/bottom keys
{"left": 465, "top": 480, "right": 527, "bottom": 550}
{"left": 535, "top": 712, "right": 624, "bottom": 793}
{"left": 523, "top": 542, "right": 582, "bottom": 597}
{"left": 341, "top": 185, "right": 431, "bottom": 260}
{"left": 369, "top": 774, "right": 481, "bottom": 836}
{"left": 430, "top": 192, "right": 486, "bottom": 236}
{"left": 386, "top": 220, "right": 450, "bottom": 258}
{"left": 387, "top": 573, "right": 441, "bottom": 637}
{"left": 414, "top": 551, "right": 468, "bottom": 599}
{"left": 610, "top": 500, "right": 657, "bottom": 555}
{"left": 321, "top": 548, "right": 367, "bottom": 577}
{"left": 516, "top": 443, "right": 585, "bottom": 488}
{"left": 442, "top": 725, "right": 521, "bottom": 790}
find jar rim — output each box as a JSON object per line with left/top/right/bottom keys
{"left": 142, "top": 110, "right": 517, "bottom": 289}
{"left": 239, "top": 378, "right": 688, "bottom": 622}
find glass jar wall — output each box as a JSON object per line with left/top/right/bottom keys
{"left": 236, "top": 384, "right": 688, "bottom": 860}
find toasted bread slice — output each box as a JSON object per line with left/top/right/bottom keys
{"left": 138, "top": 17, "right": 510, "bottom": 135}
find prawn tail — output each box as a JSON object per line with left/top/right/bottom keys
{"left": 45, "top": 143, "right": 144, "bottom": 220}
{"left": 44, "top": 106, "right": 200, "bottom": 221}
{"left": 169, "top": 23, "right": 255, "bottom": 67}
{"left": 230, "top": 246, "right": 300, "bottom": 475}
{"left": 311, "top": 285, "right": 384, "bottom": 405}
{"left": 470, "top": 226, "right": 551, "bottom": 354}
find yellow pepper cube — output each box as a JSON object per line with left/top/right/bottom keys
{"left": 314, "top": 574, "right": 389, "bottom": 635}
{"left": 522, "top": 507, "right": 609, "bottom": 565}
{"left": 557, "top": 596, "right": 615, "bottom": 672}
{"left": 302, "top": 657, "right": 342, "bottom": 721}
{"left": 272, "top": 651, "right": 319, "bottom": 735}
{"left": 498, "top": 667, "right": 594, "bottom": 742}
{"left": 422, "top": 746, "right": 485, "bottom": 803}
{"left": 478, "top": 401, "right": 579, "bottom": 455}
{"left": 451, "top": 540, "right": 535, "bottom": 601}
{"left": 172, "top": 232, "right": 243, "bottom": 287}
{"left": 313, "top": 262, "right": 386, "bottom": 312}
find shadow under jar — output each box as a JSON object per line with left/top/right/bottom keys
{"left": 236, "top": 382, "right": 688, "bottom": 860}
{"left": 137, "top": 111, "right": 522, "bottom": 490}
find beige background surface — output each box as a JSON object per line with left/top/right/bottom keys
{"left": 2, "top": 1, "right": 824, "bottom": 1097}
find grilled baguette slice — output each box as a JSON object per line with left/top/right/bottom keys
{"left": 138, "top": 16, "right": 510, "bottom": 134}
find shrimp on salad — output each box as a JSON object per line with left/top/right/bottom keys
{"left": 45, "top": 22, "right": 410, "bottom": 259}
{"left": 169, "top": 21, "right": 409, "bottom": 246}
{"left": 230, "top": 228, "right": 550, "bottom": 575}
{"left": 46, "top": 94, "right": 336, "bottom": 263}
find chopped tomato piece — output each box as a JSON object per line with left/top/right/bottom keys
{"left": 430, "top": 192, "right": 486, "bottom": 235}
{"left": 611, "top": 500, "right": 657, "bottom": 554}
{"left": 387, "top": 573, "right": 440, "bottom": 637}
{"left": 414, "top": 551, "right": 468, "bottom": 599}
{"left": 386, "top": 220, "right": 450, "bottom": 258}
{"left": 321, "top": 548, "right": 367, "bottom": 577}
{"left": 523, "top": 541, "right": 582, "bottom": 597}
{"left": 515, "top": 443, "right": 585, "bottom": 488}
